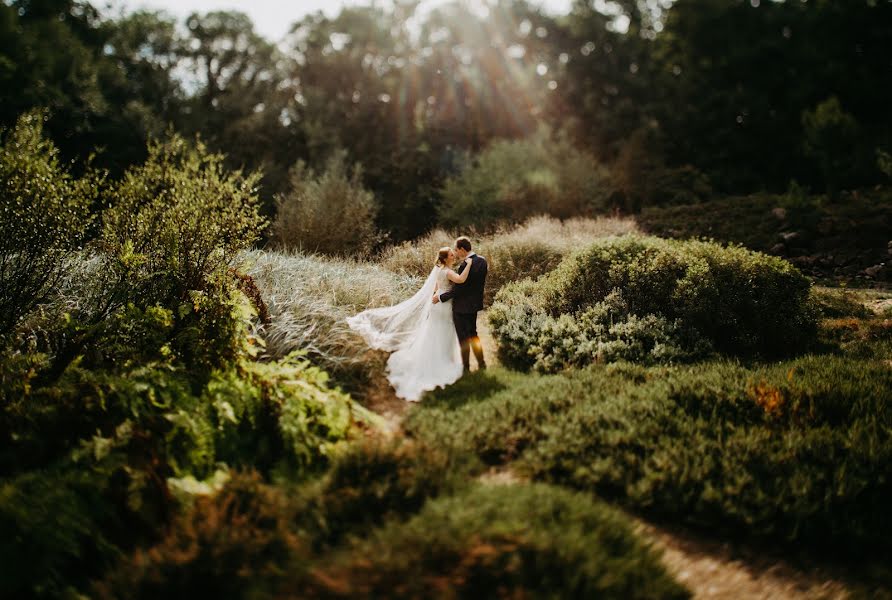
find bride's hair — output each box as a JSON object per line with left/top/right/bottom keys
{"left": 436, "top": 247, "right": 451, "bottom": 267}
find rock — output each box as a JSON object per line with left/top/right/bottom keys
{"left": 769, "top": 243, "right": 785, "bottom": 254}
{"left": 771, "top": 207, "right": 787, "bottom": 220}
{"left": 780, "top": 231, "right": 800, "bottom": 243}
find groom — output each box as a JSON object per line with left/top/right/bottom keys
{"left": 433, "top": 236, "right": 488, "bottom": 373}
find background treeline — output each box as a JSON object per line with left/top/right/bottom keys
{"left": 2, "top": 0, "right": 891, "bottom": 243}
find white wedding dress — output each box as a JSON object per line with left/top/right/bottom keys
{"left": 347, "top": 266, "right": 463, "bottom": 401}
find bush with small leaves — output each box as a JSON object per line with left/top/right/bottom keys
{"left": 270, "top": 151, "right": 381, "bottom": 257}
{"left": 94, "top": 471, "right": 305, "bottom": 600}
{"left": 438, "top": 129, "right": 612, "bottom": 231}
{"left": 309, "top": 483, "right": 688, "bottom": 599}
{"left": 490, "top": 235, "right": 817, "bottom": 370}
{"left": 0, "top": 110, "right": 98, "bottom": 337}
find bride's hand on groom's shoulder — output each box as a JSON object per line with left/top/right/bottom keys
{"left": 465, "top": 257, "right": 472, "bottom": 264}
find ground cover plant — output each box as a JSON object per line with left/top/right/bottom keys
{"left": 490, "top": 235, "right": 818, "bottom": 372}
{"left": 405, "top": 349, "right": 892, "bottom": 558}
{"left": 310, "top": 483, "right": 688, "bottom": 599}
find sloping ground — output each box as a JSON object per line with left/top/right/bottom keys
{"left": 638, "top": 191, "right": 892, "bottom": 284}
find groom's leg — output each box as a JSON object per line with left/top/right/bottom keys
{"left": 460, "top": 339, "right": 471, "bottom": 372}
{"left": 465, "top": 312, "right": 485, "bottom": 369}
{"left": 455, "top": 314, "right": 472, "bottom": 372}
{"left": 470, "top": 336, "right": 486, "bottom": 369}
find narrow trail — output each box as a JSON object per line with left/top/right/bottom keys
{"left": 480, "top": 467, "right": 853, "bottom": 599}
{"left": 364, "top": 312, "right": 858, "bottom": 599}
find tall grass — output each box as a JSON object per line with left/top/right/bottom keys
{"left": 380, "top": 215, "right": 639, "bottom": 304}
{"left": 242, "top": 250, "right": 422, "bottom": 394}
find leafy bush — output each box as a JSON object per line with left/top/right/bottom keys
{"left": 270, "top": 151, "right": 381, "bottom": 257}
{"left": 406, "top": 359, "right": 892, "bottom": 555}
{"left": 94, "top": 471, "right": 305, "bottom": 600}
{"left": 101, "top": 133, "right": 266, "bottom": 304}
{"left": 30, "top": 134, "right": 269, "bottom": 379}
{"left": 310, "top": 483, "right": 688, "bottom": 599}
{"left": 380, "top": 215, "right": 639, "bottom": 305}
{"left": 0, "top": 318, "right": 367, "bottom": 597}
{"left": 293, "top": 439, "right": 458, "bottom": 550}
{"left": 0, "top": 110, "right": 98, "bottom": 337}
{"left": 802, "top": 97, "right": 862, "bottom": 196}
{"left": 438, "top": 129, "right": 612, "bottom": 231}
{"left": 490, "top": 236, "right": 817, "bottom": 370}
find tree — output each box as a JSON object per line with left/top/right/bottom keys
{"left": 802, "top": 97, "right": 861, "bottom": 197}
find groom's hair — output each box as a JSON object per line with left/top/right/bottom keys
{"left": 455, "top": 236, "right": 472, "bottom": 252}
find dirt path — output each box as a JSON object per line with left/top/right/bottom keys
{"left": 479, "top": 468, "right": 854, "bottom": 599}
{"left": 635, "top": 519, "right": 850, "bottom": 599}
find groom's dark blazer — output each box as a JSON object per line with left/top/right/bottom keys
{"left": 440, "top": 253, "right": 488, "bottom": 314}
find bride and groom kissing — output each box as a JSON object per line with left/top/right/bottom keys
{"left": 347, "top": 236, "right": 488, "bottom": 401}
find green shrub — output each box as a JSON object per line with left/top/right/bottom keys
{"left": 0, "top": 338, "right": 367, "bottom": 597}
{"left": 802, "top": 97, "right": 862, "bottom": 196}
{"left": 34, "top": 134, "right": 269, "bottom": 379}
{"left": 310, "top": 483, "right": 688, "bottom": 599}
{"left": 0, "top": 110, "right": 98, "bottom": 337}
{"left": 406, "top": 358, "right": 892, "bottom": 555}
{"left": 101, "top": 133, "right": 266, "bottom": 305}
{"left": 270, "top": 151, "right": 381, "bottom": 257}
{"left": 438, "top": 129, "right": 611, "bottom": 231}
{"left": 94, "top": 471, "right": 305, "bottom": 600}
{"left": 490, "top": 236, "right": 817, "bottom": 370}
{"left": 293, "top": 439, "right": 458, "bottom": 550}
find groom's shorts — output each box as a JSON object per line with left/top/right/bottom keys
{"left": 454, "top": 312, "right": 478, "bottom": 342}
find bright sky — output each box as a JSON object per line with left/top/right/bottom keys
{"left": 109, "top": 0, "right": 574, "bottom": 41}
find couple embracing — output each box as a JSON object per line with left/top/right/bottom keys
{"left": 347, "top": 237, "right": 488, "bottom": 401}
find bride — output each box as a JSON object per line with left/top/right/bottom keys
{"left": 347, "top": 248, "right": 472, "bottom": 401}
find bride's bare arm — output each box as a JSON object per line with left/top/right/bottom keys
{"left": 446, "top": 258, "right": 473, "bottom": 283}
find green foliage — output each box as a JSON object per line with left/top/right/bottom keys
{"left": 270, "top": 151, "right": 381, "bottom": 257}
{"left": 802, "top": 97, "right": 862, "bottom": 196}
{"left": 490, "top": 236, "right": 817, "bottom": 371}
{"left": 406, "top": 358, "right": 892, "bottom": 555}
{"left": 0, "top": 306, "right": 365, "bottom": 597}
{"left": 0, "top": 110, "right": 97, "bottom": 336}
{"left": 293, "top": 440, "right": 458, "bottom": 550}
{"left": 94, "top": 471, "right": 304, "bottom": 600}
{"left": 310, "top": 483, "right": 688, "bottom": 599}
{"left": 438, "top": 130, "right": 611, "bottom": 231}
{"left": 101, "top": 133, "right": 266, "bottom": 303}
